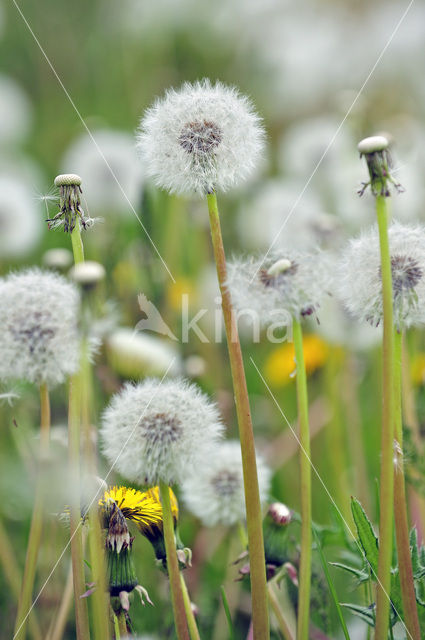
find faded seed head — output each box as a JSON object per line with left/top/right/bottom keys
{"left": 179, "top": 120, "right": 222, "bottom": 154}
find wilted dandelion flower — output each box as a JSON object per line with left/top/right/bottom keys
{"left": 338, "top": 222, "right": 425, "bottom": 329}
{"left": 182, "top": 440, "right": 270, "bottom": 526}
{"left": 0, "top": 175, "right": 43, "bottom": 258}
{"left": 137, "top": 79, "right": 265, "bottom": 196}
{"left": 100, "top": 378, "right": 224, "bottom": 486}
{"left": 226, "top": 251, "right": 330, "bottom": 326}
{"left": 100, "top": 486, "right": 163, "bottom": 531}
{"left": 0, "top": 268, "right": 80, "bottom": 386}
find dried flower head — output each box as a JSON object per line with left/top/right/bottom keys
{"left": 181, "top": 440, "right": 271, "bottom": 526}
{"left": 0, "top": 268, "right": 80, "bottom": 387}
{"left": 137, "top": 79, "right": 265, "bottom": 196}
{"left": 338, "top": 221, "right": 425, "bottom": 329}
{"left": 226, "top": 251, "right": 330, "bottom": 326}
{"left": 47, "top": 174, "right": 91, "bottom": 232}
{"left": 357, "top": 135, "right": 403, "bottom": 197}
{"left": 100, "top": 378, "right": 224, "bottom": 486}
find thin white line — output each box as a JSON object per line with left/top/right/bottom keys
{"left": 251, "top": 0, "right": 415, "bottom": 283}
{"left": 10, "top": 0, "right": 176, "bottom": 284}
{"left": 13, "top": 360, "right": 176, "bottom": 639}
{"left": 250, "top": 356, "right": 411, "bottom": 638}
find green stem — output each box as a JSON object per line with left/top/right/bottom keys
{"left": 375, "top": 194, "right": 395, "bottom": 640}
{"left": 116, "top": 611, "right": 127, "bottom": 637}
{"left": 68, "top": 374, "right": 91, "bottom": 640}
{"left": 393, "top": 330, "right": 421, "bottom": 639}
{"left": 159, "top": 481, "right": 189, "bottom": 640}
{"left": 292, "top": 320, "right": 311, "bottom": 640}
{"left": 13, "top": 384, "right": 50, "bottom": 640}
{"left": 267, "top": 582, "right": 295, "bottom": 640}
{"left": 206, "top": 191, "right": 269, "bottom": 640}
{"left": 180, "top": 573, "right": 200, "bottom": 640}
{"left": 71, "top": 223, "right": 85, "bottom": 265}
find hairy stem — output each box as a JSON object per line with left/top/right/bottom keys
{"left": 180, "top": 573, "right": 200, "bottom": 640}
{"left": 13, "top": 384, "right": 50, "bottom": 640}
{"left": 292, "top": 320, "right": 312, "bottom": 640}
{"left": 393, "top": 330, "right": 420, "bottom": 639}
{"left": 375, "top": 194, "right": 395, "bottom": 640}
{"left": 159, "top": 481, "right": 189, "bottom": 640}
{"left": 207, "top": 191, "right": 269, "bottom": 639}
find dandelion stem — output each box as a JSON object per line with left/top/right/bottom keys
{"left": 375, "top": 194, "right": 395, "bottom": 640}
{"left": 71, "top": 223, "right": 85, "bottom": 265}
{"left": 393, "top": 329, "right": 421, "bottom": 639}
{"left": 292, "top": 319, "right": 311, "bottom": 640}
{"left": 267, "top": 582, "right": 295, "bottom": 640}
{"left": 180, "top": 573, "right": 200, "bottom": 640}
{"left": 159, "top": 481, "right": 189, "bottom": 640}
{"left": 206, "top": 190, "right": 269, "bottom": 639}
{"left": 13, "top": 383, "right": 50, "bottom": 640}
{"left": 68, "top": 373, "right": 91, "bottom": 640}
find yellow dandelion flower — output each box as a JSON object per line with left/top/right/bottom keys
{"left": 166, "top": 277, "right": 196, "bottom": 312}
{"left": 99, "top": 486, "right": 163, "bottom": 529}
{"left": 264, "top": 334, "right": 329, "bottom": 387}
{"left": 145, "top": 486, "right": 179, "bottom": 521}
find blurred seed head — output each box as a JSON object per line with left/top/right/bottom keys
{"left": 0, "top": 175, "right": 43, "bottom": 259}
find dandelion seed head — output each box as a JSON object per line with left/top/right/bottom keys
{"left": 69, "top": 260, "right": 106, "bottom": 287}
{"left": 226, "top": 251, "right": 331, "bottom": 326}
{"left": 137, "top": 79, "right": 265, "bottom": 196}
{"left": 182, "top": 440, "right": 271, "bottom": 526}
{"left": 0, "top": 175, "right": 43, "bottom": 258}
{"left": 338, "top": 222, "right": 425, "bottom": 329}
{"left": 0, "top": 268, "right": 80, "bottom": 387}
{"left": 100, "top": 378, "right": 224, "bottom": 486}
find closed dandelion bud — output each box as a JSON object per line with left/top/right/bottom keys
{"left": 338, "top": 221, "right": 425, "bottom": 329}
{"left": 357, "top": 135, "right": 403, "bottom": 197}
{"left": 69, "top": 260, "right": 106, "bottom": 289}
{"left": 137, "top": 79, "right": 265, "bottom": 196}
{"left": 100, "top": 378, "right": 224, "bottom": 486}
{"left": 226, "top": 251, "right": 330, "bottom": 326}
{"left": 48, "top": 174, "right": 90, "bottom": 232}
{"left": 263, "top": 502, "right": 293, "bottom": 568}
{"left": 182, "top": 441, "right": 271, "bottom": 527}
{"left": 0, "top": 268, "right": 80, "bottom": 387}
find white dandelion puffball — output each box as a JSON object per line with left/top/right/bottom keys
{"left": 0, "top": 175, "right": 43, "bottom": 258}
{"left": 62, "top": 129, "right": 144, "bottom": 216}
{"left": 137, "top": 79, "right": 265, "bottom": 196}
{"left": 0, "top": 74, "right": 32, "bottom": 145}
{"left": 100, "top": 378, "right": 224, "bottom": 486}
{"left": 338, "top": 222, "right": 425, "bottom": 329}
{"left": 182, "top": 440, "right": 271, "bottom": 526}
{"left": 226, "top": 251, "right": 331, "bottom": 326}
{"left": 0, "top": 269, "right": 80, "bottom": 387}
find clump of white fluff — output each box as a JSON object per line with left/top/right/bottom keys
{"left": 0, "top": 269, "right": 80, "bottom": 387}
{"left": 100, "top": 378, "right": 224, "bottom": 486}
{"left": 137, "top": 79, "right": 265, "bottom": 196}
{"left": 338, "top": 221, "right": 425, "bottom": 329}
{"left": 226, "top": 251, "right": 331, "bottom": 326}
{"left": 182, "top": 440, "right": 271, "bottom": 526}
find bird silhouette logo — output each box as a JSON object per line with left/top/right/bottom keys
{"left": 134, "top": 293, "right": 178, "bottom": 341}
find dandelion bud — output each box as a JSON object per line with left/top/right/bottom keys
{"left": 0, "top": 268, "right": 80, "bottom": 387}
{"left": 48, "top": 173, "right": 89, "bottom": 232}
{"left": 137, "top": 79, "right": 265, "bottom": 196}
{"left": 357, "top": 135, "right": 403, "bottom": 197}
{"left": 263, "top": 503, "right": 293, "bottom": 568}
{"left": 268, "top": 502, "right": 292, "bottom": 525}
{"left": 182, "top": 441, "right": 271, "bottom": 526}
{"left": 42, "top": 248, "right": 73, "bottom": 271}
{"left": 100, "top": 378, "right": 224, "bottom": 486}
{"left": 69, "top": 260, "right": 106, "bottom": 288}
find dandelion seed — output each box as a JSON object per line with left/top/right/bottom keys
{"left": 0, "top": 268, "right": 80, "bottom": 387}
{"left": 100, "top": 378, "right": 224, "bottom": 486}
{"left": 182, "top": 441, "right": 271, "bottom": 526}
{"left": 137, "top": 79, "right": 265, "bottom": 196}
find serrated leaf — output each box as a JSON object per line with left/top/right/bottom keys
{"left": 351, "top": 498, "right": 379, "bottom": 577}
{"left": 341, "top": 603, "right": 376, "bottom": 627}
{"left": 330, "top": 562, "right": 369, "bottom": 582}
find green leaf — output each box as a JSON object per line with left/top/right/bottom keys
{"left": 220, "top": 585, "right": 236, "bottom": 640}
{"left": 341, "top": 603, "right": 376, "bottom": 627}
{"left": 313, "top": 527, "right": 350, "bottom": 640}
{"left": 351, "top": 498, "right": 379, "bottom": 577}
{"left": 330, "top": 562, "right": 369, "bottom": 582}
